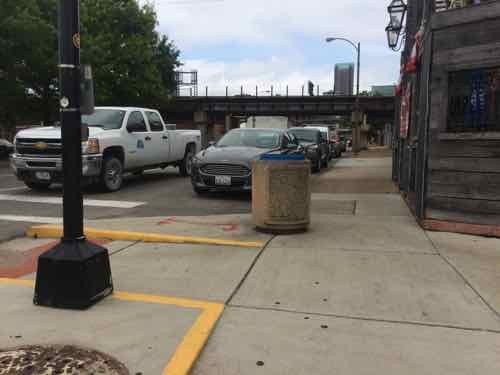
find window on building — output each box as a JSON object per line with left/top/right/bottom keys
{"left": 448, "top": 67, "right": 500, "bottom": 132}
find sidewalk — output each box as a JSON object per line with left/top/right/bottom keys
{"left": 1, "top": 147, "right": 500, "bottom": 374}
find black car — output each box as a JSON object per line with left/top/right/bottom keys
{"left": 191, "top": 128, "right": 302, "bottom": 193}
{"left": 288, "top": 128, "right": 329, "bottom": 173}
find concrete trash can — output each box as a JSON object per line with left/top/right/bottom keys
{"left": 252, "top": 154, "right": 311, "bottom": 233}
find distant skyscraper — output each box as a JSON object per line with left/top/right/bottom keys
{"left": 334, "top": 63, "right": 354, "bottom": 96}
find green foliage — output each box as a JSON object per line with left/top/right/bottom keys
{"left": 0, "top": 0, "right": 180, "bottom": 132}
{"left": 0, "top": 0, "right": 58, "bottom": 132}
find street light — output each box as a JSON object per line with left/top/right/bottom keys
{"left": 387, "top": 0, "right": 407, "bottom": 30}
{"left": 325, "top": 37, "right": 360, "bottom": 97}
{"left": 386, "top": 24, "right": 400, "bottom": 50}
{"left": 325, "top": 36, "right": 361, "bottom": 153}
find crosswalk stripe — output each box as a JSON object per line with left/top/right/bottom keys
{"left": 0, "top": 215, "right": 62, "bottom": 224}
{"left": 0, "top": 187, "right": 27, "bottom": 192}
{"left": 0, "top": 194, "right": 145, "bottom": 208}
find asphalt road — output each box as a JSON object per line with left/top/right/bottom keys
{"left": 0, "top": 157, "right": 251, "bottom": 242}
{"left": 0, "top": 155, "right": 341, "bottom": 242}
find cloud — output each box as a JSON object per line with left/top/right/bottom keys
{"left": 142, "top": 0, "right": 400, "bottom": 94}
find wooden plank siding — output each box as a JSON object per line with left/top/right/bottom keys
{"left": 425, "top": 8, "right": 500, "bottom": 226}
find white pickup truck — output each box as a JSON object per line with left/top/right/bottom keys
{"left": 10, "top": 107, "right": 201, "bottom": 191}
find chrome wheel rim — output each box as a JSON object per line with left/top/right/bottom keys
{"left": 186, "top": 153, "right": 194, "bottom": 176}
{"left": 105, "top": 160, "right": 122, "bottom": 189}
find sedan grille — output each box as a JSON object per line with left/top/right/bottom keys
{"left": 201, "top": 164, "right": 250, "bottom": 177}
{"left": 16, "top": 138, "right": 62, "bottom": 157}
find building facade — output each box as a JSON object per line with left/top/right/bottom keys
{"left": 371, "top": 85, "right": 396, "bottom": 96}
{"left": 334, "top": 63, "right": 354, "bottom": 96}
{"left": 393, "top": 0, "right": 500, "bottom": 236}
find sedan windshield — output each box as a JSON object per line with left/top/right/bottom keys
{"left": 82, "top": 109, "right": 126, "bottom": 130}
{"left": 217, "top": 129, "right": 281, "bottom": 149}
{"left": 289, "top": 129, "right": 318, "bottom": 143}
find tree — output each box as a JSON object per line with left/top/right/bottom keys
{"left": 80, "top": 0, "right": 180, "bottom": 106}
{"left": 0, "top": 0, "right": 180, "bottom": 134}
{"left": 0, "top": 0, "right": 58, "bottom": 134}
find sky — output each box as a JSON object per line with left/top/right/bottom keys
{"left": 143, "top": 0, "right": 400, "bottom": 96}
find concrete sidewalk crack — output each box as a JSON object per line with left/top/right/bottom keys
{"left": 227, "top": 304, "right": 500, "bottom": 334}
{"left": 327, "top": 247, "right": 438, "bottom": 255}
{"left": 226, "top": 235, "right": 275, "bottom": 305}
{"left": 423, "top": 231, "right": 500, "bottom": 320}
{"left": 109, "top": 241, "right": 141, "bottom": 256}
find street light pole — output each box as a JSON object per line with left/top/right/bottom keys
{"left": 355, "top": 42, "right": 361, "bottom": 154}
{"left": 34, "top": 0, "right": 113, "bottom": 310}
{"left": 325, "top": 37, "right": 362, "bottom": 154}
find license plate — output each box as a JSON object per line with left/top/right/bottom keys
{"left": 35, "top": 171, "right": 51, "bottom": 181}
{"left": 215, "top": 175, "right": 231, "bottom": 186}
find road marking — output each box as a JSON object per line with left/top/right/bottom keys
{"left": 0, "top": 194, "right": 145, "bottom": 208}
{"left": 0, "top": 187, "right": 27, "bottom": 192}
{"left": 0, "top": 278, "right": 225, "bottom": 375}
{"left": 0, "top": 215, "right": 62, "bottom": 224}
{"left": 28, "top": 225, "right": 265, "bottom": 248}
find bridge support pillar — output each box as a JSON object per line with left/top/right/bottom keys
{"left": 194, "top": 111, "right": 209, "bottom": 148}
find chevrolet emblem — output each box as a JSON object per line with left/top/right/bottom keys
{"left": 34, "top": 142, "right": 48, "bottom": 150}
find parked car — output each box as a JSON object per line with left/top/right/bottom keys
{"left": 191, "top": 128, "right": 302, "bottom": 193}
{"left": 10, "top": 107, "right": 201, "bottom": 191}
{"left": 288, "top": 127, "right": 329, "bottom": 173}
{"left": 0, "top": 139, "right": 14, "bottom": 158}
{"left": 305, "top": 125, "right": 342, "bottom": 159}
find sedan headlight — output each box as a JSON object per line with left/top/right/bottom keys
{"left": 191, "top": 155, "right": 203, "bottom": 166}
{"left": 82, "top": 138, "right": 100, "bottom": 154}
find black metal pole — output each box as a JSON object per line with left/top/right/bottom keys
{"left": 356, "top": 42, "right": 361, "bottom": 98}
{"left": 59, "top": 0, "right": 84, "bottom": 240}
{"left": 354, "top": 42, "right": 361, "bottom": 154}
{"left": 33, "top": 0, "right": 113, "bottom": 310}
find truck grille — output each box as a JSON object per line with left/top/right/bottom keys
{"left": 201, "top": 164, "right": 250, "bottom": 177}
{"left": 16, "top": 138, "right": 62, "bottom": 157}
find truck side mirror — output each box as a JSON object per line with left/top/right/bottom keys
{"left": 81, "top": 124, "right": 89, "bottom": 142}
{"left": 80, "top": 65, "right": 95, "bottom": 116}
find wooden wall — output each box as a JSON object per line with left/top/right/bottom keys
{"left": 426, "top": 4, "right": 500, "bottom": 225}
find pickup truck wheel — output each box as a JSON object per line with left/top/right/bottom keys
{"left": 312, "top": 158, "right": 321, "bottom": 173}
{"left": 322, "top": 154, "right": 329, "bottom": 168}
{"left": 25, "top": 181, "right": 51, "bottom": 191}
{"left": 180, "top": 149, "right": 195, "bottom": 177}
{"left": 101, "top": 156, "right": 123, "bottom": 192}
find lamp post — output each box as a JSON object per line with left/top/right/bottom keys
{"left": 33, "top": 0, "right": 113, "bottom": 310}
{"left": 326, "top": 37, "right": 361, "bottom": 154}
{"left": 387, "top": 0, "right": 407, "bottom": 30}
{"left": 386, "top": 0, "right": 407, "bottom": 51}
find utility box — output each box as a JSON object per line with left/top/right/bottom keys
{"left": 252, "top": 154, "right": 311, "bottom": 233}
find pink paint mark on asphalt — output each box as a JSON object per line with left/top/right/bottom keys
{"left": 157, "top": 217, "right": 240, "bottom": 232}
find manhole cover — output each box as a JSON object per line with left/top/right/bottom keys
{"left": 0, "top": 345, "right": 129, "bottom": 375}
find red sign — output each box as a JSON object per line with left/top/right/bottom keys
{"left": 400, "top": 83, "right": 411, "bottom": 139}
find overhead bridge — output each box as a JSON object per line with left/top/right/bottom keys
{"left": 161, "top": 95, "right": 396, "bottom": 144}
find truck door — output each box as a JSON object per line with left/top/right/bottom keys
{"left": 145, "top": 111, "right": 170, "bottom": 164}
{"left": 124, "top": 111, "right": 149, "bottom": 169}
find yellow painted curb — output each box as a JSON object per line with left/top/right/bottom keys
{"left": 27, "top": 225, "right": 264, "bottom": 249}
{"left": 0, "top": 278, "right": 224, "bottom": 375}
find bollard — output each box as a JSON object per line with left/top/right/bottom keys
{"left": 252, "top": 154, "right": 311, "bottom": 234}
